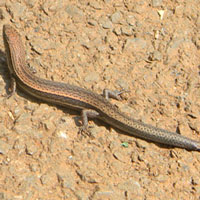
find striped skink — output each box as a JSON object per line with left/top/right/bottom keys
{"left": 3, "top": 24, "right": 200, "bottom": 151}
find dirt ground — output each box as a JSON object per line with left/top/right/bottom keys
{"left": 0, "top": 0, "right": 200, "bottom": 199}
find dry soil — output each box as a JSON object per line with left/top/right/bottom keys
{"left": 0, "top": 0, "right": 200, "bottom": 200}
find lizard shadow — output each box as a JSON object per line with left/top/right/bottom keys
{"left": 0, "top": 49, "right": 11, "bottom": 94}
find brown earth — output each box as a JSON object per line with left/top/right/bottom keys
{"left": 0, "top": 0, "right": 200, "bottom": 199}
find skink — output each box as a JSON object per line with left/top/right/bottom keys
{"left": 3, "top": 24, "right": 200, "bottom": 151}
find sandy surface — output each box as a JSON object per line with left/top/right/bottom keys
{"left": 0, "top": 0, "right": 200, "bottom": 199}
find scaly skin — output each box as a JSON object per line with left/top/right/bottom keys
{"left": 3, "top": 24, "right": 200, "bottom": 151}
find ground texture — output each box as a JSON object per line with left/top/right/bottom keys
{"left": 0, "top": 0, "right": 200, "bottom": 199}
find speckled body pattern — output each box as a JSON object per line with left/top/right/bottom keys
{"left": 3, "top": 24, "right": 200, "bottom": 151}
